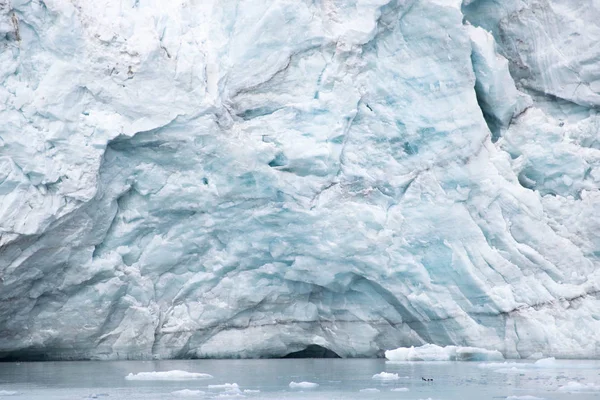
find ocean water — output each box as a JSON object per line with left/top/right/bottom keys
{"left": 0, "top": 358, "right": 599, "bottom": 399}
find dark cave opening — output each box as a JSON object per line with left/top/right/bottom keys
{"left": 283, "top": 345, "right": 341, "bottom": 359}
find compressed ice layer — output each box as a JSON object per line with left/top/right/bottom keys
{"left": 0, "top": 0, "right": 599, "bottom": 361}
{"left": 125, "top": 371, "right": 213, "bottom": 381}
{"left": 385, "top": 344, "right": 504, "bottom": 362}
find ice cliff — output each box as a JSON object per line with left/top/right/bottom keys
{"left": 0, "top": 0, "right": 599, "bottom": 360}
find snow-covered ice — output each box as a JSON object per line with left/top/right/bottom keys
{"left": 1, "top": 0, "right": 599, "bottom": 360}
{"left": 125, "top": 371, "right": 213, "bottom": 380}
{"left": 391, "top": 388, "right": 409, "bottom": 392}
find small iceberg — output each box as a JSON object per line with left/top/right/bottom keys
{"left": 372, "top": 372, "right": 400, "bottom": 380}
{"left": 391, "top": 388, "right": 409, "bottom": 392}
{"left": 0, "top": 392, "right": 17, "bottom": 397}
{"left": 385, "top": 344, "right": 504, "bottom": 361}
{"left": 208, "top": 383, "right": 244, "bottom": 397}
{"left": 208, "top": 383, "right": 240, "bottom": 390}
{"left": 289, "top": 381, "right": 319, "bottom": 389}
{"left": 360, "top": 388, "right": 380, "bottom": 392}
{"left": 125, "top": 370, "right": 213, "bottom": 380}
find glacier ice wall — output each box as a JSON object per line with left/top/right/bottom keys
{"left": 0, "top": 0, "right": 599, "bottom": 360}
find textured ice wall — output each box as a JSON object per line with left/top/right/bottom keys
{"left": 0, "top": 0, "right": 599, "bottom": 360}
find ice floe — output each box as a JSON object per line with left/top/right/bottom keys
{"left": 125, "top": 370, "right": 213, "bottom": 380}
{"left": 385, "top": 344, "right": 504, "bottom": 362}
{"left": 372, "top": 372, "right": 400, "bottom": 380}
{"left": 289, "top": 381, "right": 319, "bottom": 389}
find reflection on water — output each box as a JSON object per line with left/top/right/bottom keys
{"left": 0, "top": 358, "right": 599, "bottom": 399}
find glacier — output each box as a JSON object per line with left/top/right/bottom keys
{"left": 0, "top": 0, "right": 599, "bottom": 360}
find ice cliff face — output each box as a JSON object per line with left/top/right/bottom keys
{"left": 0, "top": 0, "right": 599, "bottom": 360}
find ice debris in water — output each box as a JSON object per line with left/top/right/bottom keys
{"left": 506, "top": 396, "right": 545, "bottom": 400}
{"left": 125, "top": 370, "right": 213, "bottom": 380}
{"left": 172, "top": 389, "right": 206, "bottom": 397}
{"left": 0, "top": 392, "right": 17, "bottom": 397}
{"left": 557, "top": 382, "right": 600, "bottom": 393}
{"left": 206, "top": 383, "right": 245, "bottom": 398}
{"left": 208, "top": 383, "right": 240, "bottom": 390}
{"left": 372, "top": 372, "right": 400, "bottom": 380}
{"left": 391, "top": 387, "right": 409, "bottom": 392}
{"left": 385, "top": 344, "right": 504, "bottom": 361}
{"left": 360, "top": 388, "right": 380, "bottom": 392}
{"left": 479, "top": 357, "right": 597, "bottom": 373}
{"left": 243, "top": 390, "right": 260, "bottom": 394}
{"left": 289, "top": 381, "right": 319, "bottom": 389}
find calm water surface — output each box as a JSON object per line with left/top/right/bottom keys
{"left": 0, "top": 359, "right": 599, "bottom": 399}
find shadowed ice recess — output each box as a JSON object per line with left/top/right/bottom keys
{"left": 0, "top": 0, "right": 599, "bottom": 360}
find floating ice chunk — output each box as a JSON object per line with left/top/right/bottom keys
{"left": 385, "top": 344, "right": 504, "bottom": 362}
{"left": 391, "top": 387, "right": 409, "bottom": 392}
{"left": 208, "top": 383, "right": 240, "bottom": 390}
{"left": 125, "top": 370, "right": 213, "bottom": 380}
{"left": 372, "top": 372, "right": 400, "bottom": 380}
{"left": 506, "top": 396, "right": 545, "bottom": 400}
{"left": 0, "top": 392, "right": 17, "bottom": 397}
{"left": 360, "top": 388, "right": 380, "bottom": 392}
{"left": 533, "top": 358, "right": 557, "bottom": 367}
{"left": 208, "top": 383, "right": 244, "bottom": 397}
{"left": 289, "top": 381, "right": 319, "bottom": 389}
{"left": 480, "top": 357, "right": 595, "bottom": 373}
{"left": 172, "top": 389, "right": 206, "bottom": 397}
{"left": 557, "top": 382, "right": 600, "bottom": 393}
{"left": 243, "top": 389, "right": 260, "bottom": 393}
